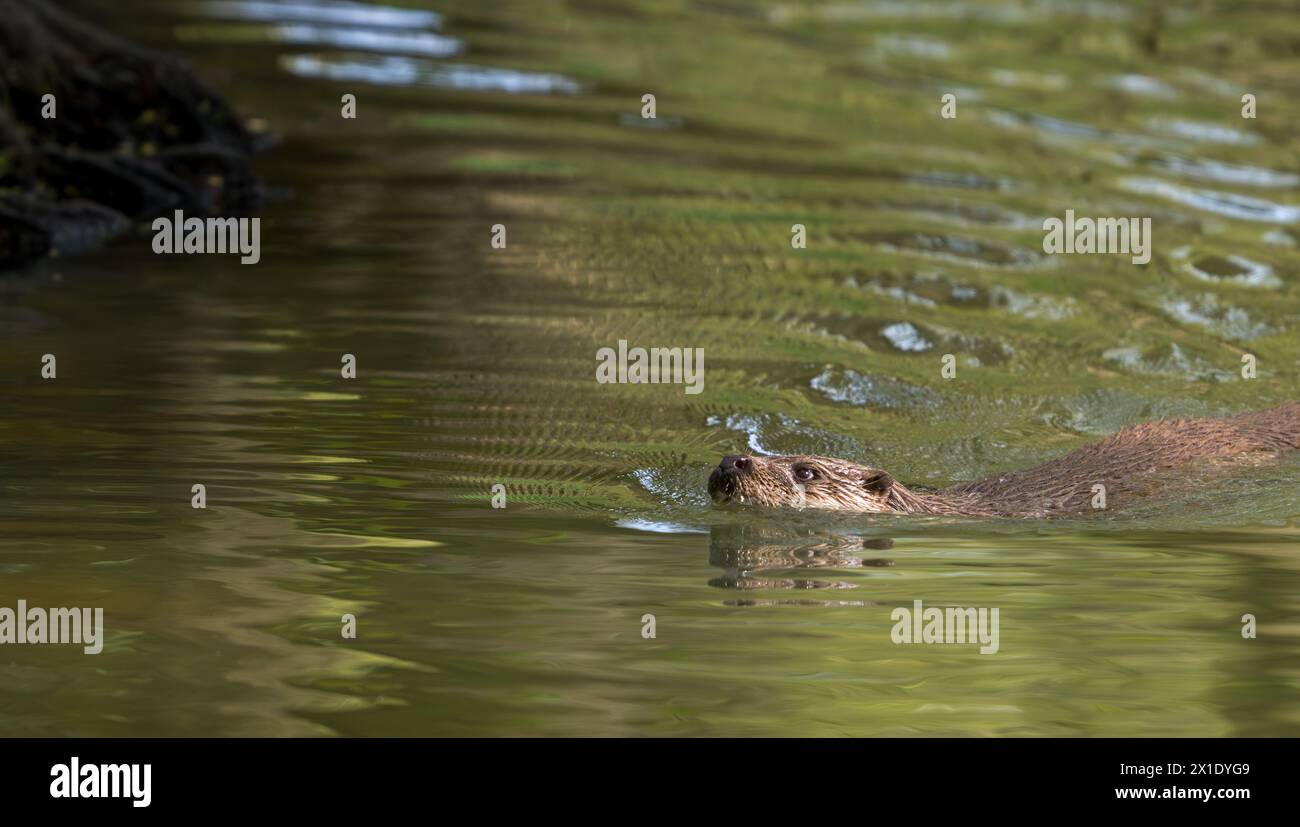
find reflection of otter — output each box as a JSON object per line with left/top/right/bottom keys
{"left": 707, "top": 524, "right": 893, "bottom": 595}
{"left": 708, "top": 402, "right": 1300, "bottom": 517}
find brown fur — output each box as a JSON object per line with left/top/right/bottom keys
{"left": 707, "top": 402, "right": 1300, "bottom": 517}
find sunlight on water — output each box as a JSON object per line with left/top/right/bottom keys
{"left": 269, "top": 25, "right": 463, "bottom": 57}
{"left": 203, "top": 0, "right": 442, "bottom": 29}
{"left": 280, "top": 54, "right": 581, "bottom": 93}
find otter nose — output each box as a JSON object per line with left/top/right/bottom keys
{"left": 720, "top": 455, "right": 752, "bottom": 473}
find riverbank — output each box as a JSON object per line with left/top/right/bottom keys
{"left": 0, "top": 0, "right": 261, "bottom": 271}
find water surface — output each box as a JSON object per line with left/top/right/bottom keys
{"left": 2, "top": 0, "right": 1299, "bottom": 736}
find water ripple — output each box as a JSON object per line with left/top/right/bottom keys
{"left": 203, "top": 0, "right": 441, "bottom": 29}
{"left": 280, "top": 54, "right": 581, "bottom": 94}
{"left": 1119, "top": 177, "right": 1300, "bottom": 223}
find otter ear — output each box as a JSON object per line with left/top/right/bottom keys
{"left": 861, "top": 470, "right": 894, "bottom": 494}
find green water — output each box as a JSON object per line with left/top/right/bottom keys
{"left": 2, "top": 0, "right": 1299, "bottom": 736}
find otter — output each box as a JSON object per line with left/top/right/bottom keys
{"left": 707, "top": 402, "right": 1300, "bottom": 517}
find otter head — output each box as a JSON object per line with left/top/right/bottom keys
{"left": 707, "top": 454, "right": 900, "bottom": 512}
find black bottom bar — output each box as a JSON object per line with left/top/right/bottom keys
{"left": 2, "top": 738, "right": 1284, "bottom": 814}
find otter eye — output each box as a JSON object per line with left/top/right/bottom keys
{"left": 794, "top": 466, "right": 818, "bottom": 482}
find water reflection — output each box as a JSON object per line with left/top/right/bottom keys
{"left": 1119, "top": 177, "right": 1300, "bottom": 223}
{"left": 1141, "top": 153, "right": 1300, "bottom": 189}
{"left": 280, "top": 54, "right": 580, "bottom": 94}
{"left": 707, "top": 523, "right": 894, "bottom": 603}
{"left": 269, "top": 24, "right": 463, "bottom": 57}
{"left": 203, "top": 0, "right": 441, "bottom": 28}
{"left": 195, "top": 0, "right": 579, "bottom": 93}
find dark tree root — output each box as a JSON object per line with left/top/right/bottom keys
{"left": 0, "top": 0, "right": 265, "bottom": 271}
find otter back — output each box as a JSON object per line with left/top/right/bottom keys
{"left": 945, "top": 402, "right": 1300, "bottom": 516}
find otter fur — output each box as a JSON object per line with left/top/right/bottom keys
{"left": 707, "top": 402, "right": 1300, "bottom": 517}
